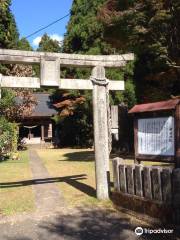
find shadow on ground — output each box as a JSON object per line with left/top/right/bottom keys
{"left": 0, "top": 174, "right": 96, "bottom": 198}
{"left": 1, "top": 207, "right": 139, "bottom": 240}
{"left": 2, "top": 206, "right": 179, "bottom": 240}
{"left": 62, "top": 150, "right": 132, "bottom": 162}
{"left": 38, "top": 207, "right": 136, "bottom": 240}
{"left": 61, "top": 150, "right": 95, "bottom": 162}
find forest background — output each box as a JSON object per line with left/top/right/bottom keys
{"left": 0, "top": 0, "right": 179, "bottom": 151}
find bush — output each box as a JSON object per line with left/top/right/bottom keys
{"left": 0, "top": 117, "right": 18, "bottom": 159}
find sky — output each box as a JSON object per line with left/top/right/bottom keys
{"left": 11, "top": 0, "right": 73, "bottom": 48}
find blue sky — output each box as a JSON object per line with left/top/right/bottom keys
{"left": 11, "top": 0, "right": 73, "bottom": 48}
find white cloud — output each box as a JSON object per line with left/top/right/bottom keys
{"left": 50, "top": 34, "right": 64, "bottom": 44}
{"left": 32, "top": 34, "right": 64, "bottom": 47}
{"left": 32, "top": 36, "right": 42, "bottom": 47}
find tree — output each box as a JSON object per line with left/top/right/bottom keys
{"left": 37, "top": 33, "right": 61, "bottom": 52}
{"left": 0, "top": 0, "right": 19, "bottom": 74}
{"left": 2, "top": 36, "right": 37, "bottom": 122}
{"left": 0, "top": 0, "right": 19, "bottom": 49}
{"left": 0, "top": 1, "right": 37, "bottom": 155}
{"left": 100, "top": 0, "right": 180, "bottom": 102}
{"left": 52, "top": 90, "right": 92, "bottom": 147}
{"left": 0, "top": 89, "right": 37, "bottom": 122}
{"left": 57, "top": 0, "right": 136, "bottom": 147}
{"left": 63, "top": 0, "right": 115, "bottom": 54}
{"left": 17, "top": 37, "right": 32, "bottom": 51}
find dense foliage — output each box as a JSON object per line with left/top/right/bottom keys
{"left": 0, "top": 89, "right": 37, "bottom": 122}
{"left": 63, "top": 0, "right": 115, "bottom": 54}
{"left": 0, "top": 117, "right": 17, "bottom": 158}
{"left": 37, "top": 33, "right": 61, "bottom": 52}
{"left": 0, "top": 0, "right": 36, "bottom": 156}
{"left": 100, "top": 0, "right": 180, "bottom": 102}
{"left": 0, "top": 0, "right": 19, "bottom": 49}
{"left": 57, "top": 0, "right": 136, "bottom": 147}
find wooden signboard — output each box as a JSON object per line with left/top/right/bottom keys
{"left": 129, "top": 99, "right": 180, "bottom": 166}
{"left": 137, "top": 117, "right": 174, "bottom": 156}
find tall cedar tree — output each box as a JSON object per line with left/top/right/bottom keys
{"left": 0, "top": 0, "right": 19, "bottom": 49}
{"left": 58, "top": 0, "right": 136, "bottom": 147}
{"left": 37, "top": 33, "right": 61, "bottom": 53}
{"left": 100, "top": 0, "right": 180, "bottom": 102}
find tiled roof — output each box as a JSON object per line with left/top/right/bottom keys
{"left": 16, "top": 93, "right": 57, "bottom": 118}
{"left": 30, "top": 93, "right": 57, "bottom": 117}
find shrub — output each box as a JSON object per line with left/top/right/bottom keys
{"left": 0, "top": 117, "right": 18, "bottom": 159}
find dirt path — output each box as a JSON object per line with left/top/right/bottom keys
{"left": 29, "top": 149, "right": 65, "bottom": 213}
{"left": 0, "top": 205, "right": 179, "bottom": 240}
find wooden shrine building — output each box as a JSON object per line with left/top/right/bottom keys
{"left": 19, "top": 93, "right": 57, "bottom": 144}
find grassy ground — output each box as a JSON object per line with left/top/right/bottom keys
{"left": 37, "top": 148, "right": 173, "bottom": 208}
{"left": 0, "top": 151, "right": 35, "bottom": 216}
{"left": 0, "top": 147, "right": 171, "bottom": 216}
{"left": 37, "top": 148, "right": 113, "bottom": 208}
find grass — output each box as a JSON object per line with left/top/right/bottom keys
{"left": 37, "top": 148, "right": 113, "bottom": 208}
{"left": 0, "top": 147, "right": 171, "bottom": 216}
{"left": 37, "top": 148, "right": 172, "bottom": 208}
{"left": 0, "top": 150, "right": 35, "bottom": 216}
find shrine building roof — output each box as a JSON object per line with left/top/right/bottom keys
{"left": 31, "top": 93, "right": 57, "bottom": 117}
{"left": 129, "top": 98, "right": 180, "bottom": 114}
{"left": 16, "top": 93, "right": 57, "bottom": 118}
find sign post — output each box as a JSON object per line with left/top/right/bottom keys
{"left": 129, "top": 99, "right": 180, "bottom": 166}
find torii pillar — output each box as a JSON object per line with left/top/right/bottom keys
{"left": 91, "top": 66, "right": 110, "bottom": 199}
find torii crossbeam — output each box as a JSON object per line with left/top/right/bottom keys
{"left": 0, "top": 49, "right": 134, "bottom": 199}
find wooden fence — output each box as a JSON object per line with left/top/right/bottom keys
{"left": 112, "top": 158, "right": 180, "bottom": 224}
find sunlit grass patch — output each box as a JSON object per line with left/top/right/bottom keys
{"left": 37, "top": 148, "right": 113, "bottom": 207}
{"left": 0, "top": 150, "right": 35, "bottom": 216}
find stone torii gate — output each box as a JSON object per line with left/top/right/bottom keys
{"left": 0, "top": 49, "right": 134, "bottom": 200}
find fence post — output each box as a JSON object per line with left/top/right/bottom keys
{"left": 112, "top": 158, "right": 122, "bottom": 192}
{"left": 172, "top": 168, "right": 180, "bottom": 224}
{"left": 135, "top": 165, "right": 143, "bottom": 197}
{"left": 161, "top": 168, "right": 172, "bottom": 203}
{"left": 151, "top": 167, "right": 162, "bottom": 201}
{"left": 143, "top": 167, "right": 152, "bottom": 199}
{"left": 126, "top": 165, "right": 135, "bottom": 195}
{"left": 119, "top": 164, "right": 127, "bottom": 193}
